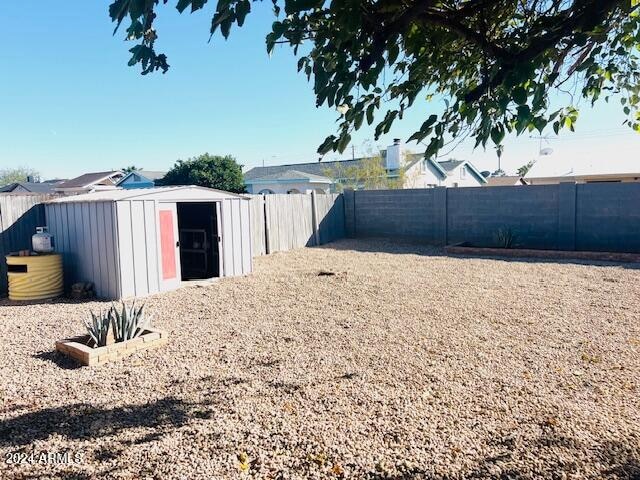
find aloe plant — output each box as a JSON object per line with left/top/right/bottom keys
{"left": 495, "top": 228, "right": 516, "bottom": 249}
{"left": 84, "top": 309, "right": 111, "bottom": 347}
{"left": 110, "top": 301, "right": 150, "bottom": 342}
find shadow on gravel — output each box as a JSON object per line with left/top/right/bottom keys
{"left": 33, "top": 350, "right": 82, "bottom": 370}
{"left": 0, "top": 297, "right": 110, "bottom": 308}
{"left": 466, "top": 436, "right": 640, "bottom": 480}
{"left": 319, "top": 238, "right": 440, "bottom": 257}
{"left": 321, "top": 238, "right": 640, "bottom": 269}
{"left": 0, "top": 397, "right": 199, "bottom": 447}
{"left": 360, "top": 434, "right": 640, "bottom": 479}
{"left": 11, "top": 470, "right": 96, "bottom": 480}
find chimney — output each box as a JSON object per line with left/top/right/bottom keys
{"left": 385, "top": 138, "right": 402, "bottom": 170}
{"left": 26, "top": 175, "right": 34, "bottom": 183}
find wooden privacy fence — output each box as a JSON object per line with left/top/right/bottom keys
{"left": 0, "top": 193, "right": 55, "bottom": 296}
{"left": 248, "top": 192, "right": 345, "bottom": 256}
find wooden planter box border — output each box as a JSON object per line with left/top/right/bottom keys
{"left": 55, "top": 328, "right": 168, "bottom": 366}
{"left": 445, "top": 244, "right": 640, "bottom": 263}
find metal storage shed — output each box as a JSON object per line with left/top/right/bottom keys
{"left": 45, "top": 186, "right": 252, "bottom": 299}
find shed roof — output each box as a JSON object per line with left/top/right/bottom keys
{"left": 48, "top": 186, "right": 246, "bottom": 203}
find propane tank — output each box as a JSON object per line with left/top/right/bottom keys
{"left": 32, "top": 226, "right": 55, "bottom": 253}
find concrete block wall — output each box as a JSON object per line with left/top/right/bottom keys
{"left": 351, "top": 188, "right": 445, "bottom": 244}
{"left": 447, "top": 185, "right": 560, "bottom": 249}
{"left": 343, "top": 183, "right": 640, "bottom": 253}
{"left": 576, "top": 183, "right": 640, "bottom": 253}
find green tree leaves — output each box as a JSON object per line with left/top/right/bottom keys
{"left": 110, "top": 1, "right": 640, "bottom": 157}
{"left": 0, "top": 167, "right": 40, "bottom": 186}
{"left": 159, "top": 154, "right": 246, "bottom": 193}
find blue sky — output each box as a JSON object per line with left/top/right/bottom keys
{"left": 0, "top": 1, "right": 638, "bottom": 180}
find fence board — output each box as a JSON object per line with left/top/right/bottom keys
{"left": 249, "top": 195, "right": 266, "bottom": 256}
{"left": 248, "top": 193, "right": 345, "bottom": 256}
{"left": 0, "top": 193, "right": 55, "bottom": 296}
{"left": 316, "top": 193, "right": 345, "bottom": 244}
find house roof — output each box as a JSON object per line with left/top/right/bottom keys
{"left": 48, "top": 186, "right": 246, "bottom": 203}
{"left": 526, "top": 156, "right": 640, "bottom": 179}
{"left": 429, "top": 158, "right": 488, "bottom": 184}
{"left": 244, "top": 152, "right": 423, "bottom": 181}
{"left": 41, "top": 179, "right": 67, "bottom": 184}
{"left": 486, "top": 176, "right": 528, "bottom": 186}
{"left": 437, "top": 160, "right": 465, "bottom": 172}
{"left": 244, "top": 152, "right": 487, "bottom": 185}
{"left": 245, "top": 169, "right": 333, "bottom": 183}
{"left": 55, "top": 171, "right": 122, "bottom": 189}
{"left": 0, "top": 182, "right": 55, "bottom": 193}
{"left": 245, "top": 159, "right": 365, "bottom": 180}
{"left": 138, "top": 170, "right": 167, "bottom": 180}
{"left": 116, "top": 170, "right": 167, "bottom": 186}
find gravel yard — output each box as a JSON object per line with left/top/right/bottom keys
{"left": 1, "top": 239, "right": 639, "bottom": 479}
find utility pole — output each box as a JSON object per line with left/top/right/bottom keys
{"left": 351, "top": 145, "right": 355, "bottom": 161}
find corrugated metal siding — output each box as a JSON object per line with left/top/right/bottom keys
{"left": 241, "top": 200, "right": 252, "bottom": 274}
{"left": 143, "top": 200, "right": 160, "bottom": 294}
{"left": 221, "top": 199, "right": 233, "bottom": 276}
{"left": 46, "top": 195, "right": 252, "bottom": 300}
{"left": 115, "top": 201, "right": 134, "bottom": 298}
{"left": 115, "top": 200, "right": 162, "bottom": 299}
{"left": 45, "top": 201, "right": 120, "bottom": 299}
{"left": 220, "top": 198, "right": 252, "bottom": 277}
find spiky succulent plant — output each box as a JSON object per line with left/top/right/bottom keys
{"left": 84, "top": 309, "right": 111, "bottom": 347}
{"left": 496, "top": 228, "right": 516, "bottom": 249}
{"left": 110, "top": 301, "right": 149, "bottom": 343}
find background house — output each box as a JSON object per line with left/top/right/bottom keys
{"left": 116, "top": 170, "right": 167, "bottom": 189}
{"left": 244, "top": 170, "right": 333, "bottom": 194}
{"left": 0, "top": 182, "right": 56, "bottom": 193}
{"left": 525, "top": 157, "right": 640, "bottom": 184}
{"left": 485, "top": 176, "right": 529, "bottom": 187}
{"left": 418, "top": 159, "right": 487, "bottom": 188}
{"left": 244, "top": 140, "right": 486, "bottom": 193}
{"left": 54, "top": 171, "right": 124, "bottom": 195}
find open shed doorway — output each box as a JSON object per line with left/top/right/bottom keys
{"left": 177, "top": 202, "right": 220, "bottom": 280}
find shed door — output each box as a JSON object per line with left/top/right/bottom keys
{"left": 158, "top": 203, "right": 181, "bottom": 291}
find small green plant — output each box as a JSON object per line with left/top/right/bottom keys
{"left": 495, "top": 228, "right": 515, "bottom": 249}
{"left": 111, "top": 301, "right": 149, "bottom": 342}
{"left": 84, "top": 309, "right": 111, "bottom": 347}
